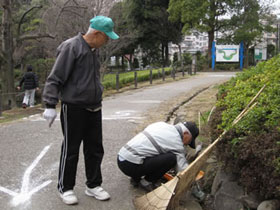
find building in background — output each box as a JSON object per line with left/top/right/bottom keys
{"left": 169, "top": 30, "right": 208, "bottom": 61}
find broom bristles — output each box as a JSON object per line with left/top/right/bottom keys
{"left": 134, "top": 177, "right": 179, "bottom": 210}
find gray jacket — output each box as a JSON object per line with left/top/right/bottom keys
{"left": 43, "top": 33, "right": 103, "bottom": 108}
{"left": 118, "top": 122, "right": 189, "bottom": 172}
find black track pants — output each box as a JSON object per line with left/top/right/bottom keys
{"left": 117, "top": 153, "right": 177, "bottom": 183}
{"left": 58, "top": 104, "right": 104, "bottom": 193}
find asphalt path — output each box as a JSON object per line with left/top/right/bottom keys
{"left": 0, "top": 72, "right": 235, "bottom": 210}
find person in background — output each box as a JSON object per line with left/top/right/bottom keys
{"left": 117, "top": 121, "right": 200, "bottom": 192}
{"left": 17, "top": 65, "right": 39, "bottom": 108}
{"left": 42, "top": 16, "right": 119, "bottom": 205}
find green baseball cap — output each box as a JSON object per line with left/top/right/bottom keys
{"left": 90, "top": 16, "right": 119, "bottom": 40}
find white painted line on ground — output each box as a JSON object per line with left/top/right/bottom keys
{"left": 103, "top": 116, "right": 145, "bottom": 120}
{"left": 0, "top": 186, "right": 18, "bottom": 196}
{"left": 103, "top": 110, "right": 144, "bottom": 120}
{"left": 23, "top": 114, "right": 60, "bottom": 122}
{"left": 0, "top": 145, "right": 53, "bottom": 207}
{"left": 21, "top": 145, "right": 51, "bottom": 194}
{"left": 128, "top": 100, "right": 162, "bottom": 104}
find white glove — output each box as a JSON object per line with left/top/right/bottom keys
{"left": 195, "top": 144, "right": 202, "bottom": 154}
{"left": 43, "top": 108, "right": 57, "bottom": 128}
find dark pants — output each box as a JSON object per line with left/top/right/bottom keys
{"left": 117, "top": 153, "right": 176, "bottom": 183}
{"left": 58, "top": 104, "right": 104, "bottom": 193}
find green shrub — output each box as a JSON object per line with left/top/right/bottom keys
{"left": 102, "top": 68, "right": 172, "bottom": 90}
{"left": 212, "top": 54, "right": 280, "bottom": 199}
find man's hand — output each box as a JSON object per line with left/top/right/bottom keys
{"left": 43, "top": 108, "right": 57, "bottom": 128}
{"left": 187, "top": 144, "right": 203, "bottom": 163}
{"left": 195, "top": 144, "right": 202, "bottom": 154}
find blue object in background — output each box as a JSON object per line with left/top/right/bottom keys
{"left": 211, "top": 41, "right": 216, "bottom": 70}
{"left": 240, "top": 41, "right": 244, "bottom": 70}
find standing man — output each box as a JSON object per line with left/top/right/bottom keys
{"left": 17, "top": 65, "right": 39, "bottom": 108}
{"left": 117, "top": 121, "right": 199, "bottom": 192}
{"left": 42, "top": 16, "right": 119, "bottom": 205}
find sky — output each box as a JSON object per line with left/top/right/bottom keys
{"left": 270, "top": 0, "right": 280, "bottom": 17}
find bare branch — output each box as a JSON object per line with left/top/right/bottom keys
{"left": 55, "top": 5, "right": 87, "bottom": 27}
{"left": 17, "top": 5, "right": 43, "bottom": 37}
{"left": 18, "top": 33, "right": 56, "bottom": 41}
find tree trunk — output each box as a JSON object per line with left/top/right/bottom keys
{"left": 161, "top": 44, "right": 164, "bottom": 67}
{"left": 164, "top": 42, "right": 169, "bottom": 66}
{"left": 244, "top": 43, "right": 249, "bottom": 68}
{"left": 177, "top": 44, "right": 182, "bottom": 62}
{"left": 208, "top": 30, "right": 215, "bottom": 67}
{"left": 1, "top": 0, "right": 16, "bottom": 109}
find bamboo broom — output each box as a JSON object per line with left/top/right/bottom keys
{"left": 134, "top": 85, "right": 265, "bottom": 210}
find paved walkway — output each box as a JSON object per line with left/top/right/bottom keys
{"left": 0, "top": 72, "right": 235, "bottom": 210}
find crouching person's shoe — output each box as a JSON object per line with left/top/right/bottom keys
{"left": 85, "top": 186, "right": 110, "bottom": 201}
{"left": 139, "top": 179, "right": 156, "bottom": 192}
{"left": 130, "top": 178, "right": 140, "bottom": 187}
{"left": 59, "top": 190, "right": 78, "bottom": 205}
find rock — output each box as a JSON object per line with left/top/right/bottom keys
{"left": 179, "top": 191, "right": 203, "bottom": 210}
{"left": 211, "top": 167, "right": 238, "bottom": 195}
{"left": 211, "top": 167, "right": 227, "bottom": 195}
{"left": 257, "top": 199, "right": 280, "bottom": 210}
{"left": 240, "top": 192, "right": 262, "bottom": 209}
{"left": 214, "top": 181, "right": 245, "bottom": 210}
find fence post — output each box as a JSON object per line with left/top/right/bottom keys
{"left": 182, "top": 60, "right": 185, "bottom": 77}
{"left": 191, "top": 55, "right": 196, "bottom": 75}
{"left": 0, "top": 93, "right": 2, "bottom": 117}
{"left": 172, "top": 66, "right": 175, "bottom": 80}
{"left": 150, "top": 68, "right": 153, "bottom": 84}
{"left": 134, "top": 71, "right": 138, "bottom": 88}
{"left": 116, "top": 71, "right": 119, "bottom": 91}
{"left": 162, "top": 67, "right": 165, "bottom": 81}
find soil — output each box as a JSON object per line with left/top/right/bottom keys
{"left": 0, "top": 105, "right": 44, "bottom": 124}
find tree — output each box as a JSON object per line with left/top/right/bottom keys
{"left": 0, "top": 0, "right": 54, "bottom": 109}
{"left": 123, "top": 0, "right": 183, "bottom": 67}
{"left": 105, "top": 1, "right": 140, "bottom": 72}
{"left": 219, "top": 0, "right": 275, "bottom": 67}
{"left": 168, "top": 0, "right": 233, "bottom": 64}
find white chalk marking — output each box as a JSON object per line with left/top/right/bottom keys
{"left": 103, "top": 110, "right": 144, "bottom": 120}
{"left": 0, "top": 186, "right": 18, "bottom": 196}
{"left": 0, "top": 145, "right": 53, "bottom": 207}
{"left": 21, "top": 145, "right": 50, "bottom": 193}
{"left": 128, "top": 100, "right": 162, "bottom": 104}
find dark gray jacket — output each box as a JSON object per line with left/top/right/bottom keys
{"left": 19, "top": 72, "right": 38, "bottom": 90}
{"left": 43, "top": 33, "right": 103, "bottom": 109}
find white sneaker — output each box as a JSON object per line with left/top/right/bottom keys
{"left": 85, "top": 186, "right": 110, "bottom": 201}
{"left": 59, "top": 190, "right": 78, "bottom": 205}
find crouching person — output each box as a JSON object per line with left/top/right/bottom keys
{"left": 117, "top": 121, "right": 199, "bottom": 192}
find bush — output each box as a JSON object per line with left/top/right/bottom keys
{"left": 102, "top": 68, "right": 172, "bottom": 90}
{"left": 211, "top": 55, "right": 280, "bottom": 199}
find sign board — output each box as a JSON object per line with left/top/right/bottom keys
{"left": 110, "top": 56, "right": 116, "bottom": 66}
{"left": 216, "top": 45, "right": 239, "bottom": 62}
{"left": 254, "top": 48, "right": 267, "bottom": 61}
